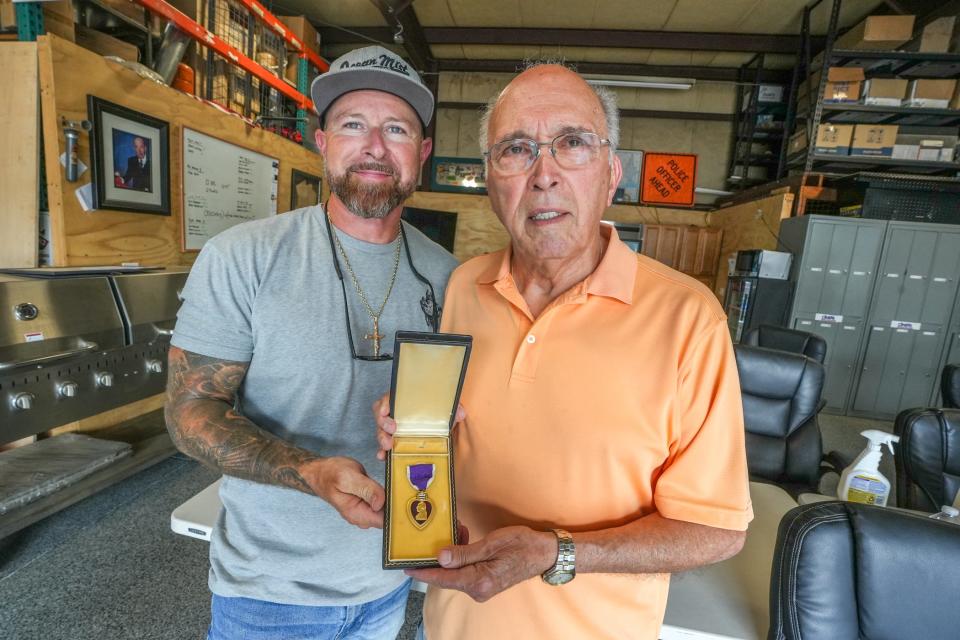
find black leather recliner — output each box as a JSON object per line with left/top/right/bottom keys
{"left": 894, "top": 408, "right": 960, "bottom": 513}
{"left": 743, "top": 325, "right": 827, "bottom": 364}
{"left": 768, "top": 501, "right": 960, "bottom": 640}
{"left": 734, "top": 344, "right": 825, "bottom": 494}
{"left": 942, "top": 364, "right": 960, "bottom": 408}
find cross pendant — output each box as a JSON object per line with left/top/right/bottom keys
{"left": 364, "top": 318, "right": 385, "bottom": 357}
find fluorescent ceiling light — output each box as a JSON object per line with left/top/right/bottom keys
{"left": 586, "top": 77, "right": 694, "bottom": 90}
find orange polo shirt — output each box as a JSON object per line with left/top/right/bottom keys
{"left": 425, "top": 226, "right": 753, "bottom": 639}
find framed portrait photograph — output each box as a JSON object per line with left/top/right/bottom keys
{"left": 614, "top": 150, "right": 643, "bottom": 204}
{"left": 430, "top": 157, "right": 486, "bottom": 194}
{"left": 88, "top": 95, "right": 171, "bottom": 215}
{"left": 290, "top": 169, "right": 322, "bottom": 210}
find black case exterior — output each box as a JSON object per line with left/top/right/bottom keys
{"left": 383, "top": 331, "right": 472, "bottom": 569}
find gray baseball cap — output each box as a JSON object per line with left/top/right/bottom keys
{"left": 311, "top": 45, "right": 434, "bottom": 127}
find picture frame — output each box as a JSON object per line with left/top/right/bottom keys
{"left": 430, "top": 156, "right": 486, "bottom": 194}
{"left": 87, "top": 95, "right": 171, "bottom": 215}
{"left": 290, "top": 169, "right": 322, "bottom": 210}
{"left": 614, "top": 150, "right": 643, "bottom": 204}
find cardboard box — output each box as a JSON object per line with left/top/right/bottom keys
{"left": 906, "top": 79, "right": 957, "bottom": 108}
{"left": 919, "top": 16, "right": 958, "bottom": 53}
{"left": 42, "top": 1, "right": 75, "bottom": 43}
{"left": 835, "top": 14, "right": 916, "bottom": 50}
{"left": 0, "top": 0, "right": 15, "bottom": 30}
{"left": 814, "top": 123, "right": 854, "bottom": 155}
{"left": 824, "top": 67, "right": 864, "bottom": 103}
{"left": 757, "top": 84, "right": 785, "bottom": 103}
{"left": 918, "top": 140, "right": 943, "bottom": 161}
{"left": 862, "top": 78, "right": 908, "bottom": 106}
{"left": 850, "top": 124, "right": 899, "bottom": 156}
{"left": 99, "top": 0, "right": 146, "bottom": 24}
{"left": 892, "top": 144, "right": 919, "bottom": 160}
{"left": 277, "top": 15, "right": 320, "bottom": 54}
{"left": 788, "top": 128, "right": 808, "bottom": 155}
{"left": 383, "top": 332, "right": 472, "bottom": 570}
{"left": 75, "top": 25, "right": 140, "bottom": 62}
{"left": 895, "top": 132, "right": 958, "bottom": 162}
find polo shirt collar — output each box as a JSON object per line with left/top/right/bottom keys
{"left": 476, "top": 223, "right": 636, "bottom": 305}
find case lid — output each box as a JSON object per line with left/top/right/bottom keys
{"left": 391, "top": 332, "right": 472, "bottom": 437}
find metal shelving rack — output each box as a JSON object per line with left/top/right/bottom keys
{"left": 726, "top": 54, "right": 788, "bottom": 191}
{"left": 134, "top": 0, "right": 327, "bottom": 133}
{"left": 784, "top": 0, "right": 960, "bottom": 179}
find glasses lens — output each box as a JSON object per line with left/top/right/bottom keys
{"left": 492, "top": 140, "right": 537, "bottom": 174}
{"left": 553, "top": 132, "right": 602, "bottom": 167}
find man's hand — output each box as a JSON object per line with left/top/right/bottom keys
{"left": 303, "top": 456, "right": 385, "bottom": 529}
{"left": 373, "top": 393, "right": 466, "bottom": 461}
{"left": 405, "top": 526, "right": 557, "bottom": 602}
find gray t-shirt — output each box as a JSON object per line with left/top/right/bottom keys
{"left": 171, "top": 204, "right": 458, "bottom": 606}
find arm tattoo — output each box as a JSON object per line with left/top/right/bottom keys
{"left": 165, "top": 346, "right": 318, "bottom": 495}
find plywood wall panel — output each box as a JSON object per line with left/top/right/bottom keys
{"left": 708, "top": 193, "right": 794, "bottom": 300}
{"left": 0, "top": 43, "right": 40, "bottom": 268}
{"left": 37, "top": 35, "right": 325, "bottom": 267}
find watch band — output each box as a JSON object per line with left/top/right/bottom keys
{"left": 541, "top": 528, "right": 576, "bottom": 585}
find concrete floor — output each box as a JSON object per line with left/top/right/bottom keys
{"left": 1, "top": 413, "right": 893, "bottom": 640}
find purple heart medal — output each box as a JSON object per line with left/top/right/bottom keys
{"left": 406, "top": 463, "right": 436, "bottom": 529}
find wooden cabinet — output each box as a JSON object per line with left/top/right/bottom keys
{"left": 642, "top": 225, "right": 722, "bottom": 282}
{"left": 641, "top": 224, "right": 683, "bottom": 269}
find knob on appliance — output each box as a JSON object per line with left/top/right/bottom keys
{"left": 11, "top": 392, "right": 35, "bottom": 410}
{"left": 96, "top": 371, "right": 115, "bottom": 387}
{"left": 58, "top": 381, "right": 79, "bottom": 398}
{"left": 145, "top": 359, "right": 163, "bottom": 373}
{"left": 14, "top": 302, "right": 39, "bottom": 321}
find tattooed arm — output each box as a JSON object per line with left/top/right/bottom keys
{"left": 164, "top": 345, "right": 385, "bottom": 528}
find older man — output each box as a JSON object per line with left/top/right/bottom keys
{"left": 378, "top": 64, "right": 753, "bottom": 639}
{"left": 166, "top": 45, "right": 457, "bottom": 639}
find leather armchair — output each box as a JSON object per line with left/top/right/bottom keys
{"left": 768, "top": 501, "right": 960, "bottom": 640}
{"left": 942, "top": 364, "right": 960, "bottom": 409}
{"left": 743, "top": 325, "right": 827, "bottom": 364}
{"left": 894, "top": 408, "right": 960, "bottom": 513}
{"left": 735, "top": 345, "right": 825, "bottom": 494}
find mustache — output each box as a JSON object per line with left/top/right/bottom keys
{"left": 348, "top": 161, "right": 398, "bottom": 178}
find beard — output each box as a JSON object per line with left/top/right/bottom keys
{"left": 326, "top": 161, "right": 417, "bottom": 219}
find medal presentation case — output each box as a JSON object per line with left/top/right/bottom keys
{"left": 383, "top": 331, "right": 472, "bottom": 569}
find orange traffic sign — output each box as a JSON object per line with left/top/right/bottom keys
{"left": 640, "top": 152, "right": 697, "bottom": 207}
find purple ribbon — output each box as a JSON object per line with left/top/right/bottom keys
{"left": 407, "top": 464, "right": 435, "bottom": 491}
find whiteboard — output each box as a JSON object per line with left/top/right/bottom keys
{"left": 181, "top": 128, "right": 279, "bottom": 251}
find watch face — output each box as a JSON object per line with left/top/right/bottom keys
{"left": 544, "top": 570, "right": 574, "bottom": 586}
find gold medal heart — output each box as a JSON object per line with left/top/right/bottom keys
{"left": 407, "top": 492, "right": 434, "bottom": 529}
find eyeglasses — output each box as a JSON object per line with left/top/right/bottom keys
{"left": 323, "top": 211, "right": 441, "bottom": 361}
{"left": 484, "top": 131, "right": 612, "bottom": 175}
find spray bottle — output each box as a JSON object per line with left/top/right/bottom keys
{"left": 837, "top": 430, "right": 899, "bottom": 506}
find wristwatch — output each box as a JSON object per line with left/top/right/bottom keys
{"left": 541, "top": 529, "right": 576, "bottom": 585}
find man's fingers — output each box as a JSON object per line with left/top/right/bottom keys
{"left": 352, "top": 475, "right": 385, "bottom": 512}
{"left": 334, "top": 464, "right": 385, "bottom": 512}
{"left": 437, "top": 540, "right": 488, "bottom": 569}
{"left": 457, "top": 522, "right": 470, "bottom": 545}
{"left": 380, "top": 416, "right": 397, "bottom": 435}
{"left": 455, "top": 403, "right": 467, "bottom": 423}
{"left": 344, "top": 501, "right": 384, "bottom": 529}
{"left": 377, "top": 429, "right": 394, "bottom": 452}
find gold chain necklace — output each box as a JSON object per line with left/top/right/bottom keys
{"left": 329, "top": 216, "right": 403, "bottom": 357}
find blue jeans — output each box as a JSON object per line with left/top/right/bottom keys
{"left": 207, "top": 581, "right": 411, "bottom": 640}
